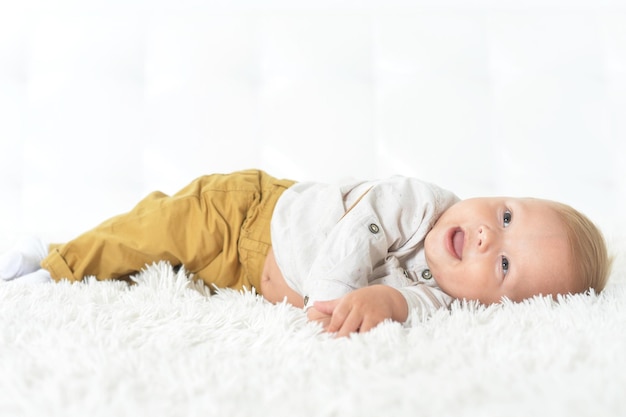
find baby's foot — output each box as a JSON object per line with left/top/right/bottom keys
{"left": 0, "top": 236, "right": 49, "bottom": 281}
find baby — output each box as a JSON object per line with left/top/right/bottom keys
{"left": 0, "top": 170, "right": 612, "bottom": 337}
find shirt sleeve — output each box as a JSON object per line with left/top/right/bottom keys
{"left": 302, "top": 179, "right": 435, "bottom": 309}
{"left": 396, "top": 285, "right": 454, "bottom": 327}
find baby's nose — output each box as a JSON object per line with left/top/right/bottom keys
{"left": 476, "top": 226, "right": 493, "bottom": 251}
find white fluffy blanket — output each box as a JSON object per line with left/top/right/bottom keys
{"left": 1, "top": 261, "right": 625, "bottom": 417}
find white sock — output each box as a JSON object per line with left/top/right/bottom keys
{"left": 11, "top": 268, "right": 52, "bottom": 284}
{"left": 0, "top": 236, "right": 49, "bottom": 281}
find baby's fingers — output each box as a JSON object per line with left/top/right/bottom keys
{"left": 329, "top": 308, "right": 363, "bottom": 338}
{"left": 357, "top": 316, "right": 384, "bottom": 334}
{"left": 316, "top": 316, "right": 332, "bottom": 331}
{"left": 313, "top": 299, "right": 338, "bottom": 315}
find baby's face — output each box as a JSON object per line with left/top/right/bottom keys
{"left": 424, "top": 197, "right": 579, "bottom": 304}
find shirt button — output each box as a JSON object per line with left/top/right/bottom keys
{"left": 303, "top": 295, "right": 309, "bottom": 306}
{"left": 368, "top": 223, "right": 380, "bottom": 234}
{"left": 421, "top": 269, "right": 432, "bottom": 280}
{"left": 403, "top": 270, "right": 409, "bottom": 278}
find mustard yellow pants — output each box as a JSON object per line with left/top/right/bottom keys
{"left": 41, "top": 170, "right": 295, "bottom": 294}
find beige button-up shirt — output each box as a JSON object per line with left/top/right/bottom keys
{"left": 270, "top": 176, "right": 460, "bottom": 323}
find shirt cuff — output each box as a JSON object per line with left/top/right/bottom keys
{"left": 396, "top": 285, "right": 453, "bottom": 327}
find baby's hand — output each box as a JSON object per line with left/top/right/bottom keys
{"left": 311, "top": 286, "right": 409, "bottom": 338}
{"left": 306, "top": 306, "right": 332, "bottom": 330}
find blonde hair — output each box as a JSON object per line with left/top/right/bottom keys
{"left": 547, "top": 201, "right": 613, "bottom": 293}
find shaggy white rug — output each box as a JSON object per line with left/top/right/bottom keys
{"left": 1, "top": 260, "right": 625, "bottom": 417}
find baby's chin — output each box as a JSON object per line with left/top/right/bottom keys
{"left": 422, "top": 230, "right": 442, "bottom": 265}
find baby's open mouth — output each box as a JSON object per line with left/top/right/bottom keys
{"left": 451, "top": 228, "right": 464, "bottom": 259}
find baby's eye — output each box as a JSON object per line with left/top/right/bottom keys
{"left": 503, "top": 210, "right": 512, "bottom": 227}
{"left": 502, "top": 256, "right": 509, "bottom": 276}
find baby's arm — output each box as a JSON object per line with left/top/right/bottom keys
{"left": 308, "top": 285, "right": 408, "bottom": 337}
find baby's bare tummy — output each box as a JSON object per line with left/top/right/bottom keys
{"left": 260, "top": 248, "right": 304, "bottom": 308}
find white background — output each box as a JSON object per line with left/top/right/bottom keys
{"left": 1, "top": 0, "right": 625, "bottom": 259}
